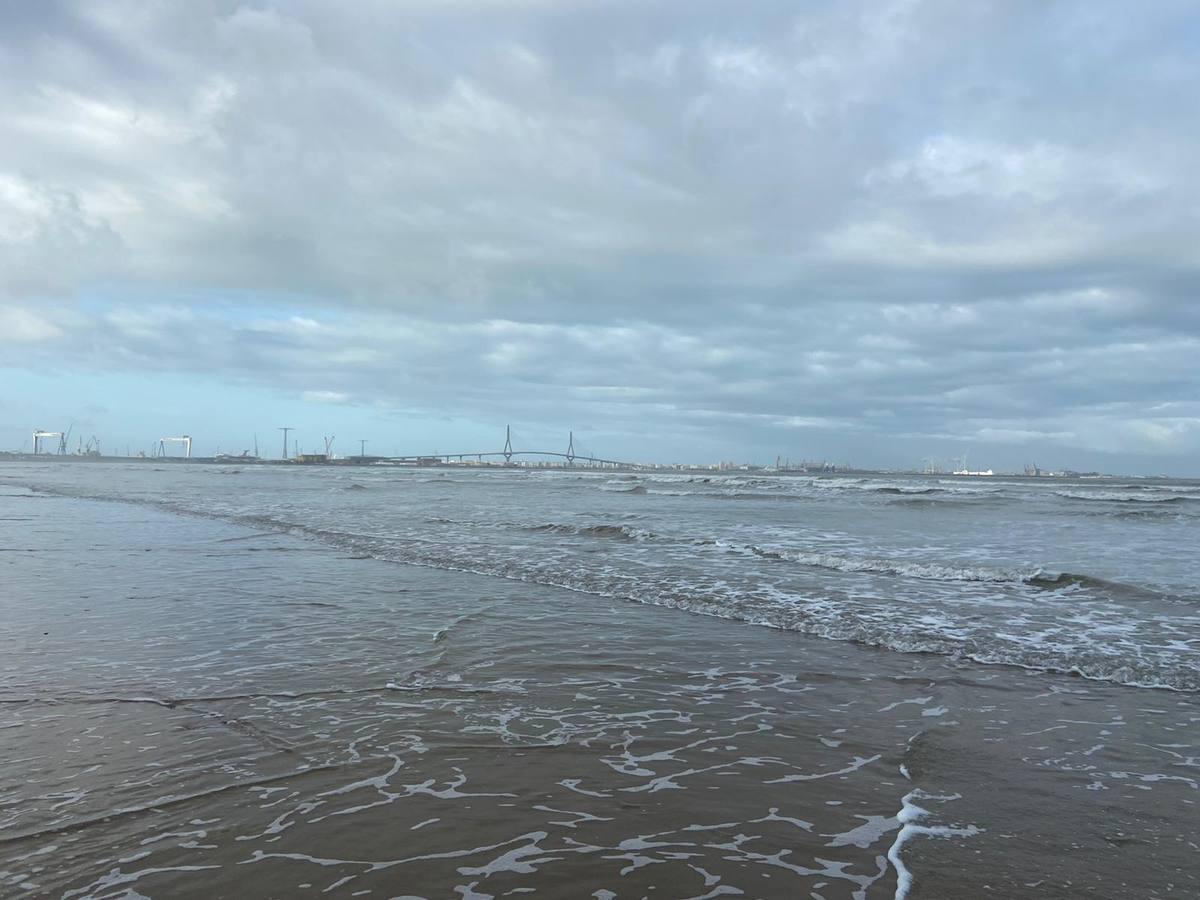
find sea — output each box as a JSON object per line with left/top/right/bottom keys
{"left": 1, "top": 461, "right": 1197, "bottom": 898}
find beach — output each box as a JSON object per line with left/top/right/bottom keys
{"left": 1, "top": 464, "right": 1197, "bottom": 898}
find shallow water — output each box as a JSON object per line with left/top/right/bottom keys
{"left": 10, "top": 462, "right": 1200, "bottom": 691}
{"left": 1, "top": 463, "right": 1197, "bottom": 898}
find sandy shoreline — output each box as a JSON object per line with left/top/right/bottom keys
{"left": 1, "top": 486, "right": 1196, "bottom": 898}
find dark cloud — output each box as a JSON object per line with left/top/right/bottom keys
{"left": 1, "top": 1, "right": 1198, "bottom": 470}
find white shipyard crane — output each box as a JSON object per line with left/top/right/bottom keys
{"left": 157, "top": 435, "right": 193, "bottom": 458}
{"left": 32, "top": 431, "right": 66, "bottom": 454}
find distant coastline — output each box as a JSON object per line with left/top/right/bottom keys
{"left": 0, "top": 450, "right": 1181, "bottom": 481}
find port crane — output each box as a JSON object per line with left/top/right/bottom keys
{"left": 156, "top": 435, "right": 193, "bottom": 458}
{"left": 32, "top": 430, "right": 67, "bottom": 455}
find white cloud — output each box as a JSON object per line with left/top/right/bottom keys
{"left": 0, "top": 306, "right": 64, "bottom": 342}
{"left": 866, "top": 134, "right": 1165, "bottom": 211}
{"left": 0, "top": 1, "right": 1197, "bottom": 469}
{"left": 303, "top": 390, "right": 351, "bottom": 404}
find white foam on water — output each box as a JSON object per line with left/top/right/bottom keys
{"left": 878, "top": 697, "right": 931, "bottom": 713}
{"left": 824, "top": 814, "right": 899, "bottom": 849}
{"left": 886, "top": 790, "right": 981, "bottom": 900}
{"left": 61, "top": 865, "right": 222, "bottom": 900}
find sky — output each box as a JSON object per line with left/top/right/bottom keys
{"left": 1, "top": 0, "right": 1198, "bottom": 472}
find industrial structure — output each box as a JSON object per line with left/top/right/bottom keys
{"left": 379, "top": 426, "right": 635, "bottom": 468}
{"left": 11, "top": 424, "right": 646, "bottom": 469}
{"left": 32, "top": 430, "right": 67, "bottom": 455}
{"left": 156, "top": 435, "right": 192, "bottom": 458}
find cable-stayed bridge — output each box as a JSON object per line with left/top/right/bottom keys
{"left": 382, "top": 426, "right": 644, "bottom": 469}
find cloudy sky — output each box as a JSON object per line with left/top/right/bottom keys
{"left": 2, "top": 0, "right": 1198, "bottom": 472}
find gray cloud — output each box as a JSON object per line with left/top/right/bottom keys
{"left": 1, "top": 1, "right": 1198, "bottom": 470}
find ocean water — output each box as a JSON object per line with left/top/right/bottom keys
{"left": 13, "top": 462, "right": 1200, "bottom": 692}
{"left": 1, "top": 462, "right": 1197, "bottom": 898}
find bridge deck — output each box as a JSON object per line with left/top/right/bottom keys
{"left": 383, "top": 449, "right": 641, "bottom": 468}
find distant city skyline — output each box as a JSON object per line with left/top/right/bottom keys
{"left": 3, "top": 2, "right": 1199, "bottom": 475}
{"left": 2, "top": 400, "right": 1181, "bottom": 477}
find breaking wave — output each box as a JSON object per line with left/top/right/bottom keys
{"left": 601, "top": 482, "right": 647, "bottom": 494}
{"left": 529, "top": 523, "right": 654, "bottom": 541}
{"left": 743, "top": 544, "right": 1178, "bottom": 601}
{"left": 747, "top": 545, "right": 1040, "bottom": 583}
{"left": 1055, "top": 490, "right": 1199, "bottom": 504}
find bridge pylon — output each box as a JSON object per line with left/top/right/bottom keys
{"left": 503, "top": 425, "right": 513, "bottom": 463}
{"left": 566, "top": 431, "right": 575, "bottom": 466}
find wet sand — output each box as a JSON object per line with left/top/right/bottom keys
{"left": 1, "top": 488, "right": 1197, "bottom": 898}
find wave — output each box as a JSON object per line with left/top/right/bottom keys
{"left": 1107, "top": 507, "right": 1193, "bottom": 521}
{"left": 1055, "top": 482, "right": 1200, "bottom": 494}
{"left": 600, "top": 483, "right": 647, "bottom": 494}
{"left": 529, "top": 523, "right": 654, "bottom": 541}
{"left": 613, "top": 474, "right": 790, "bottom": 491}
{"left": 649, "top": 488, "right": 803, "bottom": 502}
{"left": 877, "top": 484, "right": 1003, "bottom": 496}
{"left": 742, "top": 544, "right": 1177, "bottom": 603}
{"left": 1027, "top": 571, "right": 1172, "bottom": 602}
{"left": 604, "top": 479, "right": 1002, "bottom": 501}
{"left": 887, "top": 496, "right": 981, "bottom": 508}
{"left": 1055, "top": 490, "right": 1199, "bottom": 504}
{"left": 746, "top": 545, "right": 1038, "bottom": 583}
